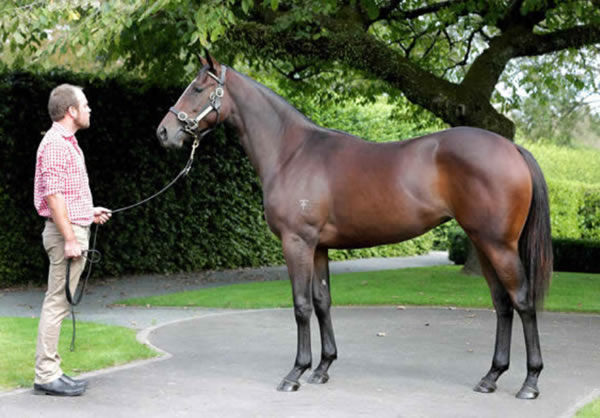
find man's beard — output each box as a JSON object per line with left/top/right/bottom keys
{"left": 75, "top": 118, "right": 90, "bottom": 130}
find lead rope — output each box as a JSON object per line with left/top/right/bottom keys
{"left": 66, "top": 135, "right": 203, "bottom": 351}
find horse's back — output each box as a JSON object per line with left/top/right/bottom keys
{"left": 266, "top": 126, "right": 532, "bottom": 249}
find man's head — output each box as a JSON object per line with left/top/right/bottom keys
{"left": 48, "top": 84, "right": 91, "bottom": 131}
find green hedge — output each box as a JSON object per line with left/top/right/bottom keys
{"left": 0, "top": 70, "right": 432, "bottom": 287}
{"left": 0, "top": 70, "right": 285, "bottom": 287}
{"left": 447, "top": 225, "right": 468, "bottom": 265}
{"left": 553, "top": 239, "right": 600, "bottom": 273}
{"left": 547, "top": 179, "right": 600, "bottom": 240}
{"left": 450, "top": 233, "right": 600, "bottom": 273}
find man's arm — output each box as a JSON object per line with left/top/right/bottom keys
{"left": 46, "top": 193, "right": 81, "bottom": 258}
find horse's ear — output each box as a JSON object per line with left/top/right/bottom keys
{"left": 203, "top": 48, "right": 215, "bottom": 72}
{"left": 197, "top": 53, "right": 207, "bottom": 67}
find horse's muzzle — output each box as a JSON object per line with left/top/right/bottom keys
{"left": 156, "top": 125, "right": 168, "bottom": 145}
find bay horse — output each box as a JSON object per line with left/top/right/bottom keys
{"left": 156, "top": 55, "right": 552, "bottom": 400}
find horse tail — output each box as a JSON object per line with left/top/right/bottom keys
{"left": 516, "top": 145, "right": 553, "bottom": 309}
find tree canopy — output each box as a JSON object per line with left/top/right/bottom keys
{"left": 2, "top": 0, "right": 600, "bottom": 138}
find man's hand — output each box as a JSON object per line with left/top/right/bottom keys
{"left": 93, "top": 207, "right": 112, "bottom": 224}
{"left": 46, "top": 193, "right": 81, "bottom": 258}
{"left": 64, "top": 238, "right": 82, "bottom": 259}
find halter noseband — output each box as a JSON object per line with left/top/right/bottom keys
{"left": 169, "top": 65, "right": 228, "bottom": 139}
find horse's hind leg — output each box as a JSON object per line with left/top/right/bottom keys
{"left": 308, "top": 247, "right": 337, "bottom": 384}
{"left": 277, "top": 234, "right": 315, "bottom": 392}
{"left": 479, "top": 243, "right": 543, "bottom": 399}
{"left": 474, "top": 249, "right": 514, "bottom": 394}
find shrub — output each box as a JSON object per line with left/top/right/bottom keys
{"left": 547, "top": 179, "right": 586, "bottom": 238}
{"left": 331, "top": 231, "right": 434, "bottom": 261}
{"left": 0, "top": 70, "right": 285, "bottom": 286}
{"left": 553, "top": 239, "right": 600, "bottom": 273}
{"left": 580, "top": 186, "right": 600, "bottom": 241}
{"left": 448, "top": 226, "right": 469, "bottom": 265}
{"left": 449, "top": 230, "right": 600, "bottom": 273}
{"left": 520, "top": 141, "right": 600, "bottom": 185}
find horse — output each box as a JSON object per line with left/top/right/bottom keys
{"left": 156, "top": 54, "right": 552, "bottom": 400}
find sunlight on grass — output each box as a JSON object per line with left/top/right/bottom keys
{"left": 116, "top": 266, "right": 600, "bottom": 313}
{"left": 0, "top": 317, "right": 159, "bottom": 391}
{"left": 576, "top": 397, "right": 600, "bottom": 417}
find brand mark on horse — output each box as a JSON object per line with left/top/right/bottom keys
{"left": 299, "top": 199, "right": 310, "bottom": 211}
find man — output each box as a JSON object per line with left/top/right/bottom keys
{"left": 33, "top": 84, "right": 111, "bottom": 396}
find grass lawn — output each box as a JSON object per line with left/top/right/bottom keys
{"left": 116, "top": 266, "right": 600, "bottom": 313}
{"left": 0, "top": 317, "right": 159, "bottom": 391}
{"left": 577, "top": 398, "right": 600, "bottom": 417}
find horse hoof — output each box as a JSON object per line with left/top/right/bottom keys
{"left": 473, "top": 379, "right": 497, "bottom": 393}
{"left": 516, "top": 384, "right": 539, "bottom": 400}
{"left": 307, "top": 372, "right": 329, "bottom": 384}
{"left": 277, "top": 379, "right": 300, "bottom": 392}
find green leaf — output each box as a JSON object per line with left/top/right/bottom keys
{"left": 241, "top": 0, "right": 253, "bottom": 14}
{"left": 13, "top": 31, "right": 24, "bottom": 45}
{"left": 360, "top": 0, "right": 379, "bottom": 20}
{"left": 270, "top": 0, "right": 279, "bottom": 11}
{"left": 138, "top": 0, "right": 163, "bottom": 21}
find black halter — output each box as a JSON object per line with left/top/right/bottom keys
{"left": 169, "top": 65, "right": 227, "bottom": 137}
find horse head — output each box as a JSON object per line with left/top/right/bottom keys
{"left": 157, "top": 51, "right": 229, "bottom": 148}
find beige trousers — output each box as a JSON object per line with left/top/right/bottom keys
{"left": 35, "top": 221, "right": 90, "bottom": 385}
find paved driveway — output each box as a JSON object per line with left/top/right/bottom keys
{"left": 2, "top": 307, "right": 599, "bottom": 418}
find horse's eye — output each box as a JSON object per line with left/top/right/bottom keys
{"left": 194, "top": 87, "right": 204, "bottom": 93}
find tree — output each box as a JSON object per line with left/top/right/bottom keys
{"left": 2, "top": 0, "right": 599, "bottom": 139}
{"left": 505, "top": 55, "right": 600, "bottom": 145}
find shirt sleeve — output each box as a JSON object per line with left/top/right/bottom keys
{"left": 39, "top": 141, "right": 68, "bottom": 197}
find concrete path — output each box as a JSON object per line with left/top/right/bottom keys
{"left": 0, "top": 251, "right": 452, "bottom": 329}
{"left": 1, "top": 252, "right": 599, "bottom": 418}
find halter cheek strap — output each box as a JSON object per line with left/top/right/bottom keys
{"left": 169, "top": 65, "right": 228, "bottom": 136}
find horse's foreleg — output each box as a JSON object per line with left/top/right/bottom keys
{"left": 277, "top": 234, "right": 315, "bottom": 392}
{"left": 474, "top": 250, "right": 514, "bottom": 394}
{"left": 308, "top": 247, "right": 337, "bottom": 384}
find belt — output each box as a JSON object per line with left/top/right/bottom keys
{"left": 45, "top": 219, "right": 91, "bottom": 230}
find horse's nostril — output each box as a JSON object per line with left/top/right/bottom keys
{"left": 157, "top": 126, "right": 168, "bottom": 142}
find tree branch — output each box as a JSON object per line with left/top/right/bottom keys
{"left": 378, "top": 0, "right": 402, "bottom": 21}
{"left": 390, "top": 0, "right": 471, "bottom": 20}
{"left": 496, "top": 0, "right": 526, "bottom": 31}
{"left": 461, "top": 20, "right": 600, "bottom": 101}
{"left": 443, "top": 28, "right": 479, "bottom": 77}
{"left": 420, "top": 29, "right": 443, "bottom": 62}
{"left": 514, "top": 23, "right": 600, "bottom": 57}
{"left": 229, "top": 20, "right": 515, "bottom": 137}
{"left": 404, "top": 25, "right": 429, "bottom": 58}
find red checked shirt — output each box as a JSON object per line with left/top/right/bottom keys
{"left": 34, "top": 122, "right": 94, "bottom": 226}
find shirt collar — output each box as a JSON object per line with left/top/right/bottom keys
{"left": 51, "top": 122, "right": 78, "bottom": 146}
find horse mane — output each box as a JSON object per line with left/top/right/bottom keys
{"left": 236, "top": 69, "right": 376, "bottom": 143}
{"left": 235, "top": 70, "right": 322, "bottom": 126}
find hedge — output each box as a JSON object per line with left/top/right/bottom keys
{"left": 0, "top": 70, "right": 290, "bottom": 287}
{"left": 450, "top": 233, "right": 600, "bottom": 274}
{"left": 0, "top": 70, "right": 433, "bottom": 287}
{"left": 547, "top": 179, "right": 600, "bottom": 241}
{"left": 553, "top": 239, "right": 600, "bottom": 273}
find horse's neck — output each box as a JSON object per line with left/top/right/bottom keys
{"left": 226, "top": 71, "right": 309, "bottom": 184}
